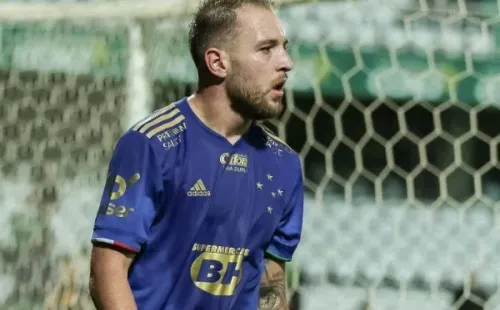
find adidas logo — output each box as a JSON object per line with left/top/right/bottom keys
{"left": 187, "top": 179, "right": 211, "bottom": 197}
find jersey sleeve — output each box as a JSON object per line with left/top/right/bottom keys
{"left": 266, "top": 157, "right": 304, "bottom": 262}
{"left": 91, "top": 130, "right": 163, "bottom": 253}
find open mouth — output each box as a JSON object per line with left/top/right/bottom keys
{"left": 272, "top": 80, "right": 286, "bottom": 92}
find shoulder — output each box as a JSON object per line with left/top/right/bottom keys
{"left": 114, "top": 100, "right": 188, "bottom": 165}
{"left": 254, "top": 123, "right": 301, "bottom": 166}
{"left": 124, "top": 100, "right": 188, "bottom": 150}
{"left": 129, "top": 101, "right": 187, "bottom": 142}
{"left": 253, "top": 123, "right": 302, "bottom": 185}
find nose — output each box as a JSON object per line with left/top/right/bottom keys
{"left": 278, "top": 50, "right": 293, "bottom": 72}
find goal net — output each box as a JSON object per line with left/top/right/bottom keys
{"left": 1, "top": 0, "right": 500, "bottom": 309}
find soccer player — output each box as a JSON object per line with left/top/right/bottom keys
{"left": 89, "top": 0, "right": 303, "bottom": 309}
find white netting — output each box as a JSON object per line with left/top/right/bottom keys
{"left": 2, "top": 0, "right": 500, "bottom": 309}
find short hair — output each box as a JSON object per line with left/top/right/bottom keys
{"left": 188, "top": 0, "right": 274, "bottom": 71}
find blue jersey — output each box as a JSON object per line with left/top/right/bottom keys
{"left": 91, "top": 97, "right": 304, "bottom": 310}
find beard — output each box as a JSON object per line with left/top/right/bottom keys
{"left": 225, "top": 68, "right": 284, "bottom": 121}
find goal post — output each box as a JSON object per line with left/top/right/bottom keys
{"left": 1, "top": 0, "right": 500, "bottom": 309}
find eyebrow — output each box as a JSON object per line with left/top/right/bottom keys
{"left": 257, "top": 38, "right": 289, "bottom": 47}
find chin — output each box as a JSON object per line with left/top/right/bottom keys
{"left": 255, "top": 100, "right": 283, "bottom": 120}
{"left": 268, "top": 97, "right": 284, "bottom": 111}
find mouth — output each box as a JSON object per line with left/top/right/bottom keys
{"left": 271, "top": 80, "right": 286, "bottom": 93}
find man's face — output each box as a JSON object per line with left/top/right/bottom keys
{"left": 225, "top": 5, "right": 293, "bottom": 120}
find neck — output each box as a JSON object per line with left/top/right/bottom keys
{"left": 187, "top": 88, "right": 252, "bottom": 143}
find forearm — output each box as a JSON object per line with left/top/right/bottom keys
{"left": 259, "top": 258, "right": 289, "bottom": 310}
{"left": 90, "top": 267, "right": 137, "bottom": 310}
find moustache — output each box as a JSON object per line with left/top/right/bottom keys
{"left": 268, "top": 75, "right": 288, "bottom": 93}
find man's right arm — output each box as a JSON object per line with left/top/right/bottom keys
{"left": 89, "top": 130, "right": 164, "bottom": 309}
{"left": 89, "top": 244, "right": 137, "bottom": 310}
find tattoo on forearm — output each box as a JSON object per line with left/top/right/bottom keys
{"left": 259, "top": 260, "right": 287, "bottom": 310}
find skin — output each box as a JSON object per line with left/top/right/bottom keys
{"left": 89, "top": 244, "right": 137, "bottom": 310}
{"left": 89, "top": 4, "right": 293, "bottom": 310}
{"left": 259, "top": 258, "right": 289, "bottom": 310}
{"left": 189, "top": 3, "right": 293, "bottom": 144}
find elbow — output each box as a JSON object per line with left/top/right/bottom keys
{"left": 89, "top": 273, "right": 96, "bottom": 295}
{"left": 89, "top": 259, "right": 98, "bottom": 293}
{"left": 89, "top": 262, "right": 106, "bottom": 309}
{"left": 89, "top": 272, "right": 99, "bottom": 305}
{"left": 89, "top": 270, "right": 108, "bottom": 310}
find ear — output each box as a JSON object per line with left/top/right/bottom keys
{"left": 204, "top": 48, "right": 229, "bottom": 78}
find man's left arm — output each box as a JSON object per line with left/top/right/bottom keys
{"left": 260, "top": 156, "right": 304, "bottom": 310}
{"left": 259, "top": 258, "right": 288, "bottom": 310}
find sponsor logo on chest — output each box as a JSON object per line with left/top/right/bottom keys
{"left": 220, "top": 153, "right": 248, "bottom": 173}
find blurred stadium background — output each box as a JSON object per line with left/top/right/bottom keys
{"left": 2, "top": 0, "right": 500, "bottom": 309}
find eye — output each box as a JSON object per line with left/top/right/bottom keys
{"left": 260, "top": 46, "right": 272, "bottom": 53}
